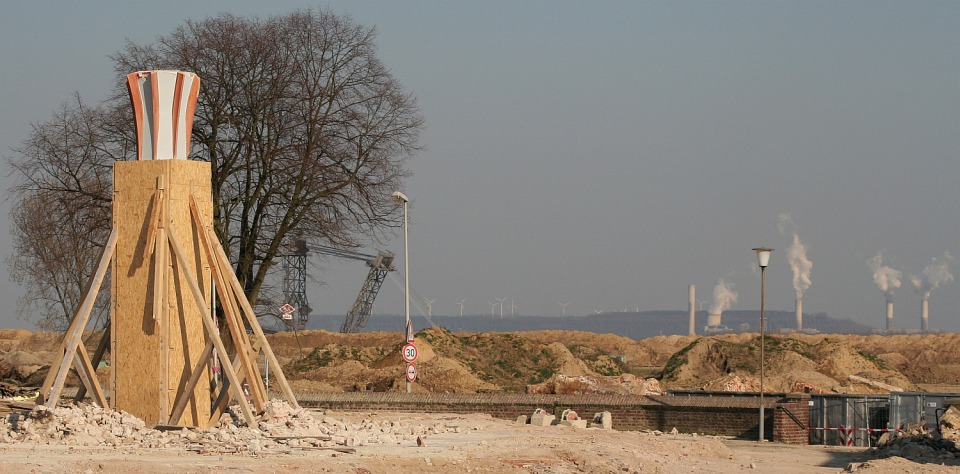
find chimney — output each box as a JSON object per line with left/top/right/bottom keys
{"left": 921, "top": 298, "right": 929, "bottom": 332}
{"left": 688, "top": 284, "right": 696, "bottom": 336}
{"left": 886, "top": 301, "right": 894, "bottom": 332}
{"left": 795, "top": 298, "right": 803, "bottom": 331}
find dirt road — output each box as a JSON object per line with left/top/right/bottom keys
{"left": 0, "top": 410, "right": 956, "bottom": 473}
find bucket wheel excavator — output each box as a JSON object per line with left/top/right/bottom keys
{"left": 281, "top": 240, "right": 395, "bottom": 333}
{"left": 313, "top": 245, "right": 396, "bottom": 333}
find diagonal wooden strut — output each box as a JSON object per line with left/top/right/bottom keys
{"left": 189, "top": 195, "right": 299, "bottom": 408}
{"left": 39, "top": 229, "right": 118, "bottom": 407}
{"left": 165, "top": 226, "right": 257, "bottom": 425}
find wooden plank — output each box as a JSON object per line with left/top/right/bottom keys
{"left": 113, "top": 160, "right": 212, "bottom": 428}
{"left": 42, "top": 229, "right": 117, "bottom": 406}
{"left": 166, "top": 226, "right": 256, "bottom": 425}
{"left": 189, "top": 197, "right": 266, "bottom": 410}
{"left": 199, "top": 216, "right": 299, "bottom": 408}
{"left": 156, "top": 226, "right": 169, "bottom": 423}
{"left": 72, "top": 343, "right": 107, "bottom": 407}
{"left": 168, "top": 339, "right": 213, "bottom": 426}
{"left": 74, "top": 326, "right": 110, "bottom": 404}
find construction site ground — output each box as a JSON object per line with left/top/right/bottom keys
{"left": 0, "top": 410, "right": 952, "bottom": 474}
{"left": 5, "top": 328, "right": 960, "bottom": 472}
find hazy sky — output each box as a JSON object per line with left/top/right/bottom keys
{"left": 2, "top": 1, "right": 958, "bottom": 332}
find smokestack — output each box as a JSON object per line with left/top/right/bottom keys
{"left": 921, "top": 298, "right": 929, "bottom": 332}
{"left": 795, "top": 298, "right": 802, "bottom": 331}
{"left": 707, "top": 313, "right": 722, "bottom": 327}
{"left": 688, "top": 284, "right": 696, "bottom": 336}
{"left": 886, "top": 301, "right": 894, "bottom": 331}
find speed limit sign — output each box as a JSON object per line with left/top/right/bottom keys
{"left": 401, "top": 343, "right": 418, "bottom": 363}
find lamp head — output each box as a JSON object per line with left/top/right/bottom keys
{"left": 753, "top": 247, "right": 773, "bottom": 269}
{"left": 391, "top": 191, "right": 408, "bottom": 204}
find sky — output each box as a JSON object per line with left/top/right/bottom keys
{"left": 1, "top": 1, "right": 958, "bottom": 333}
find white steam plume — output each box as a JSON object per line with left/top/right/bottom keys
{"left": 778, "top": 213, "right": 812, "bottom": 299}
{"left": 709, "top": 278, "right": 737, "bottom": 315}
{"left": 910, "top": 252, "right": 955, "bottom": 300}
{"left": 868, "top": 252, "right": 901, "bottom": 303}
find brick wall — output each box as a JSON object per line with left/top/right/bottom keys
{"left": 773, "top": 393, "right": 810, "bottom": 444}
{"left": 296, "top": 392, "right": 797, "bottom": 441}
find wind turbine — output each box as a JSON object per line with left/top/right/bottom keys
{"left": 559, "top": 302, "right": 569, "bottom": 316}
{"left": 495, "top": 297, "right": 507, "bottom": 319}
{"left": 456, "top": 298, "right": 465, "bottom": 317}
{"left": 510, "top": 298, "right": 518, "bottom": 316}
{"left": 697, "top": 299, "right": 707, "bottom": 311}
{"left": 488, "top": 301, "right": 497, "bottom": 316}
{"left": 423, "top": 298, "right": 436, "bottom": 317}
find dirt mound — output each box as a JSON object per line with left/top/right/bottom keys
{"left": 813, "top": 340, "right": 879, "bottom": 380}
{"left": 417, "top": 357, "right": 497, "bottom": 393}
{"left": 544, "top": 342, "right": 596, "bottom": 376}
{"left": 528, "top": 374, "right": 663, "bottom": 395}
{"left": 701, "top": 374, "right": 759, "bottom": 392}
{"left": 1, "top": 327, "right": 955, "bottom": 396}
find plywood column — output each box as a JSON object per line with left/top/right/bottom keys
{"left": 112, "top": 159, "right": 212, "bottom": 427}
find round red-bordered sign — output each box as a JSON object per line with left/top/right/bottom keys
{"left": 401, "top": 343, "right": 418, "bottom": 363}
{"left": 405, "top": 363, "right": 417, "bottom": 382}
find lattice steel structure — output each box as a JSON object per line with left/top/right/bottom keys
{"left": 282, "top": 239, "right": 311, "bottom": 330}
{"left": 340, "top": 252, "right": 395, "bottom": 333}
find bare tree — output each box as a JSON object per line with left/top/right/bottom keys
{"left": 7, "top": 9, "right": 422, "bottom": 327}
{"left": 6, "top": 96, "right": 122, "bottom": 329}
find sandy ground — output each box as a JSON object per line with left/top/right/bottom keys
{"left": 0, "top": 410, "right": 957, "bottom": 473}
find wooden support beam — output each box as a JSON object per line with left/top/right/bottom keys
{"left": 74, "top": 325, "right": 111, "bottom": 404}
{"left": 40, "top": 230, "right": 117, "bottom": 407}
{"left": 189, "top": 196, "right": 298, "bottom": 408}
{"left": 168, "top": 339, "right": 213, "bottom": 426}
{"left": 165, "top": 226, "right": 256, "bottom": 425}
{"left": 72, "top": 343, "right": 107, "bottom": 407}
{"left": 188, "top": 198, "right": 267, "bottom": 407}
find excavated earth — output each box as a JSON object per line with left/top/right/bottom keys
{"left": 3, "top": 327, "right": 960, "bottom": 472}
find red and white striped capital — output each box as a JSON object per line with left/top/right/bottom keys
{"left": 126, "top": 70, "right": 200, "bottom": 160}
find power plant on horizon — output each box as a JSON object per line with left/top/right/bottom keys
{"left": 686, "top": 219, "right": 953, "bottom": 335}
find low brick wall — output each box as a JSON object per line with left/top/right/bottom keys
{"left": 296, "top": 392, "right": 792, "bottom": 441}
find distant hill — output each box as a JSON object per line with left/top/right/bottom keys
{"left": 292, "top": 310, "right": 875, "bottom": 339}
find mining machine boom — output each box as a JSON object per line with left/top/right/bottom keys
{"left": 312, "top": 245, "right": 396, "bottom": 334}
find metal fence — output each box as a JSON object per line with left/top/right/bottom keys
{"left": 808, "top": 394, "right": 890, "bottom": 447}
{"left": 888, "top": 392, "right": 956, "bottom": 433}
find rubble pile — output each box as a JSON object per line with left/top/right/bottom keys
{"left": 0, "top": 400, "right": 460, "bottom": 454}
{"left": 869, "top": 421, "right": 960, "bottom": 462}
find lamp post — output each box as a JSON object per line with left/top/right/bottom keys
{"left": 393, "top": 191, "right": 410, "bottom": 393}
{"left": 753, "top": 247, "right": 773, "bottom": 442}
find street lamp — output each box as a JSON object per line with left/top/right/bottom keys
{"left": 753, "top": 247, "right": 773, "bottom": 442}
{"left": 393, "top": 191, "right": 410, "bottom": 393}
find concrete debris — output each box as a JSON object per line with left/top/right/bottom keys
{"left": 0, "top": 400, "right": 459, "bottom": 453}
{"left": 590, "top": 411, "right": 612, "bottom": 430}
{"left": 529, "top": 408, "right": 555, "bottom": 427}
{"left": 869, "top": 417, "right": 960, "bottom": 462}
{"left": 845, "top": 375, "right": 903, "bottom": 393}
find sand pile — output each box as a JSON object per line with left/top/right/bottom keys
{"left": 0, "top": 400, "right": 460, "bottom": 453}
{"left": 527, "top": 374, "right": 663, "bottom": 395}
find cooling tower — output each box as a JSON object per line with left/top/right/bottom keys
{"left": 795, "top": 298, "right": 803, "bottom": 331}
{"left": 707, "top": 313, "right": 722, "bottom": 327}
{"left": 688, "top": 284, "right": 696, "bottom": 336}
{"left": 885, "top": 301, "right": 894, "bottom": 332}
{"left": 921, "top": 298, "right": 929, "bottom": 332}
